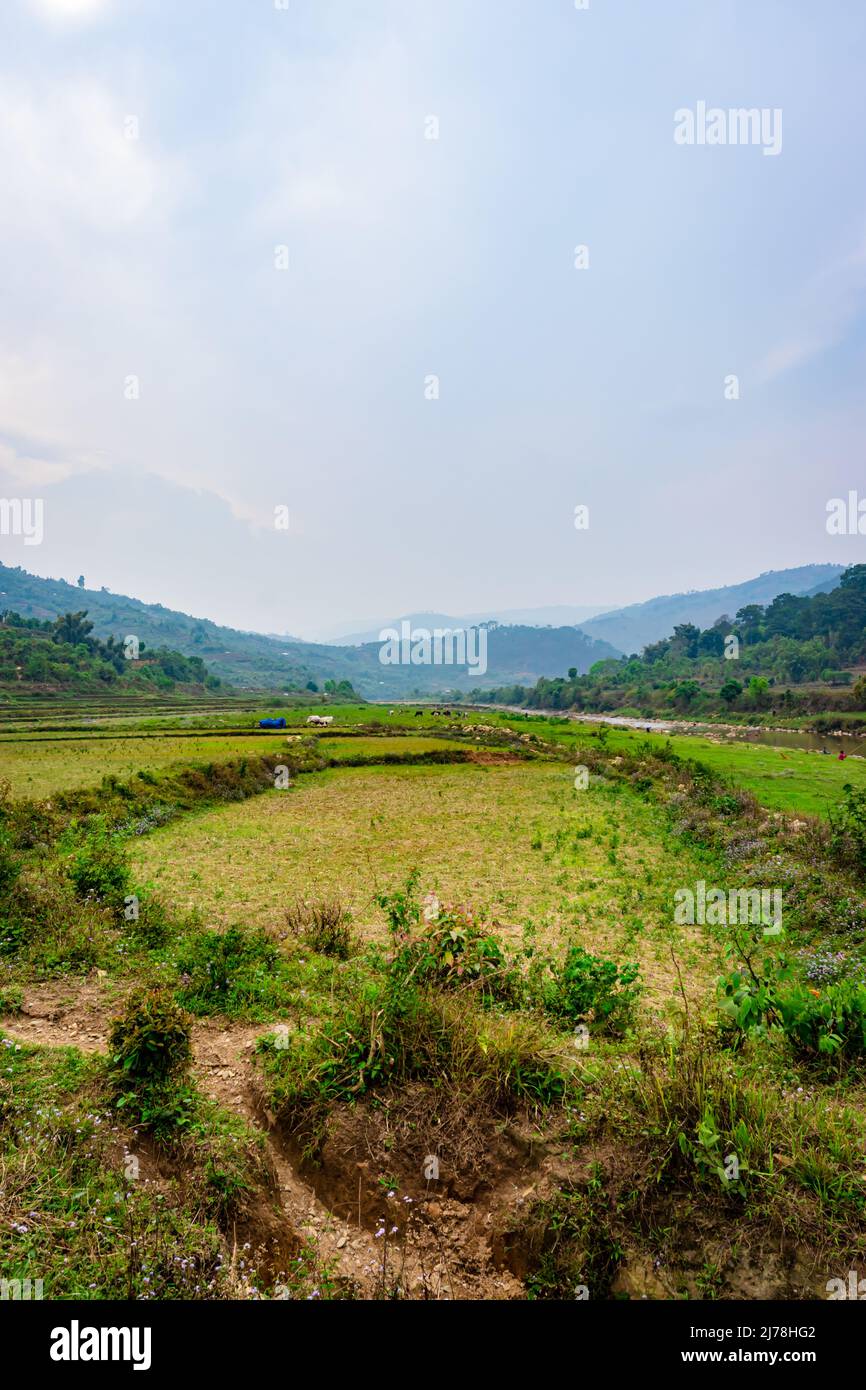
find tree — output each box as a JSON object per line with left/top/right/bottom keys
{"left": 568, "top": 667, "right": 578, "bottom": 680}
{"left": 672, "top": 623, "right": 700, "bottom": 658}
{"left": 698, "top": 628, "right": 725, "bottom": 658}
{"left": 735, "top": 605, "right": 765, "bottom": 644}
{"left": 719, "top": 679, "right": 742, "bottom": 705}
{"left": 673, "top": 679, "right": 700, "bottom": 709}
{"left": 77, "top": 575, "right": 85, "bottom": 588}
{"left": 52, "top": 611, "right": 94, "bottom": 648}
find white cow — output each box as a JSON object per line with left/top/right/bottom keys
{"left": 306, "top": 714, "right": 334, "bottom": 726}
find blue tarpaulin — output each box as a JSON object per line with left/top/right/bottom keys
{"left": 258, "top": 717, "right": 286, "bottom": 729}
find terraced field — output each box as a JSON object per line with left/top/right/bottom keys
{"left": 0, "top": 730, "right": 290, "bottom": 798}
{"left": 3, "top": 704, "right": 866, "bottom": 1305}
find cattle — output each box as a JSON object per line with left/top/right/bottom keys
{"left": 306, "top": 714, "right": 334, "bottom": 727}
{"left": 415, "top": 710, "right": 423, "bottom": 717}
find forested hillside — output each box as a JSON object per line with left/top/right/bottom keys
{"left": 0, "top": 610, "right": 220, "bottom": 692}
{"left": 475, "top": 565, "right": 866, "bottom": 719}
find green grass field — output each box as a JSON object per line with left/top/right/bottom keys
{"left": 431, "top": 708, "right": 866, "bottom": 819}
{"left": 131, "top": 760, "right": 720, "bottom": 1013}
{"left": 1, "top": 690, "right": 862, "bottom": 818}
{"left": 564, "top": 726, "right": 866, "bottom": 818}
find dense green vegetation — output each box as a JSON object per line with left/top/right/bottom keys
{"left": 0, "top": 608, "right": 221, "bottom": 691}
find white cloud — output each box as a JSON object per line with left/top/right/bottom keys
{"left": 0, "top": 79, "right": 169, "bottom": 233}
{"left": 29, "top": 0, "right": 110, "bottom": 22}
{"left": 0, "top": 439, "right": 103, "bottom": 488}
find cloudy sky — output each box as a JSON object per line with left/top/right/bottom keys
{"left": 0, "top": 0, "right": 864, "bottom": 639}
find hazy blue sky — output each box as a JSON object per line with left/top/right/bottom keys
{"left": 0, "top": 0, "right": 864, "bottom": 639}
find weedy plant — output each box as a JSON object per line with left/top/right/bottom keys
{"left": 175, "top": 925, "right": 282, "bottom": 1016}
{"left": 108, "top": 987, "right": 195, "bottom": 1136}
{"left": 65, "top": 817, "right": 131, "bottom": 916}
{"left": 544, "top": 945, "right": 641, "bottom": 1036}
{"left": 829, "top": 782, "right": 866, "bottom": 876}
{"left": 285, "top": 897, "right": 354, "bottom": 960}
{"left": 718, "top": 928, "right": 866, "bottom": 1063}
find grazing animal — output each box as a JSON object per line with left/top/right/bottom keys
{"left": 415, "top": 710, "right": 423, "bottom": 717}
{"left": 306, "top": 714, "right": 334, "bottom": 726}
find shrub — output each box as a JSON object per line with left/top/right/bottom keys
{"left": 0, "top": 861, "right": 116, "bottom": 968}
{"left": 259, "top": 976, "right": 569, "bottom": 1127}
{"left": 176, "top": 925, "right": 281, "bottom": 1014}
{"left": 718, "top": 931, "right": 866, "bottom": 1060}
{"left": 776, "top": 980, "right": 866, "bottom": 1058}
{"left": 285, "top": 898, "right": 353, "bottom": 959}
{"left": 829, "top": 783, "right": 866, "bottom": 875}
{"left": 375, "top": 871, "right": 422, "bottom": 940}
{"left": 66, "top": 819, "right": 131, "bottom": 912}
{"left": 122, "top": 887, "right": 174, "bottom": 949}
{"left": 0, "top": 983, "right": 23, "bottom": 1014}
{"left": 108, "top": 988, "right": 194, "bottom": 1137}
{"left": 375, "top": 878, "right": 519, "bottom": 1003}
{"left": 545, "top": 946, "right": 641, "bottom": 1034}
{"left": 717, "top": 942, "right": 791, "bottom": 1039}
{"left": 390, "top": 899, "right": 515, "bottom": 999}
{"left": 109, "top": 987, "right": 192, "bottom": 1083}
{"left": 0, "top": 825, "right": 21, "bottom": 901}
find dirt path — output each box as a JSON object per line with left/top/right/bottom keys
{"left": 1, "top": 979, "right": 523, "bottom": 1299}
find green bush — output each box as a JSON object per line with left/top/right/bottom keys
{"left": 109, "top": 987, "right": 192, "bottom": 1083}
{"left": 0, "top": 825, "right": 21, "bottom": 901}
{"left": 545, "top": 946, "right": 641, "bottom": 1034}
{"left": 718, "top": 932, "right": 866, "bottom": 1059}
{"left": 777, "top": 980, "right": 866, "bottom": 1058}
{"left": 393, "top": 904, "right": 513, "bottom": 997}
{"left": 108, "top": 988, "right": 194, "bottom": 1138}
{"left": 259, "top": 978, "right": 567, "bottom": 1121}
{"left": 176, "top": 925, "right": 281, "bottom": 1014}
{"left": 717, "top": 947, "right": 791, "bottom": 1039}
{"left": 0, "top": 983, "right": 23, "bottom": 1014}
{"left": 375, "top": 877, "right": 518, "bottom": 1003}
{"left": 66, "top": 819, "right": 131, "bottom": 911}
{"left": 829, "top": 783, "right": 866, "bottom": 874}
{"left": 375, "top": 871, "right": 422, "bottom": 939}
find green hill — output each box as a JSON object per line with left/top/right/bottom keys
{"left": 0, "top": 609, "right": 219, "bottom": 694}
{"left": 0, "top": 566, "right": 619, "bottom": 696}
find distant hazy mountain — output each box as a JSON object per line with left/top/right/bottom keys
{"left": 577, "top": 565, "right": 844, "bottom": 655}
{"left": 327, "top": 604, "right": 612, "bottom": 646}
{"left": 327, "top": 612, "right": 468, "bottom": 646}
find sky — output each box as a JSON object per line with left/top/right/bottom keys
{"left": 0, "top": 0, "right": 864, "bottom": 641}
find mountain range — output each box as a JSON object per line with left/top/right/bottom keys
{"left": 577, "top": 565, "right": 842, "bottom": 655}
{"left": 0, "top": 562, "right": 844, "bottom": 699}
